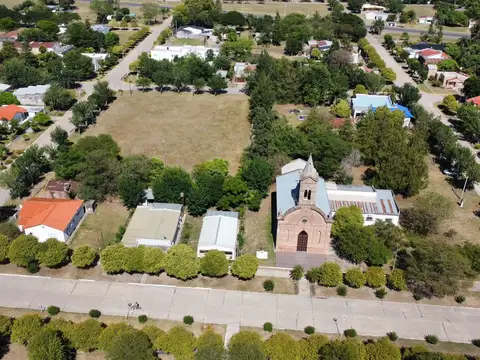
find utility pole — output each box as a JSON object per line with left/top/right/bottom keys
{"left": 459, "top": 176, "right": 468, "bottom": 208}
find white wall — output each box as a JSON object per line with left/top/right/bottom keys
{"left": 197, "top": 246, "right": 236, "bottom": 260}
{"left": 24, "top": 225, "right": 66, "bottom": 243}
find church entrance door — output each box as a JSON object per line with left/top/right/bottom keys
{"left": 297, "top": 231, "right": 308, "bottom": 252}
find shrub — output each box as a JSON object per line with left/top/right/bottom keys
{"left": 263, "top": 279, "right": 275, "bottom": 292}
{"left": 200, "top": 250, "right": 229, "bottom": 277}
{"left": 365, "top": 267, "right": 386, "bottom": 288}
{"left": 47, "top": 306, "right": 60, "bottom": 316}
{"left": 196, "top": 329, "right": 224, "bottom": 359}
{"left": 387, "top": 331, "right": 398, "bottom": 341}
{"left": 138, "top": 315, "right": 148, "bottom": 323}
{"left": 472, "top": 339, "right": 480, "bottom": 348}
{"left": 337, "top": 285, "right": 348, "bottom": 297}
{"left": 304, "top": 326, "right": 315, "bottom": 335}
{"left": 183, "top": 315, "right": 194, "bottom": 325}
{"left": 100, "top": 244, "right": 127, "bottom": 273}
{"left": 264, "top": 332, "right": 300, "bottom": 360}
{"left": 375, "top": 287, "right": 387, "bottom": 299}
{"left": 454, "top": 295, "right": 466, "bottom": 304}
{"left": 43, "top": 318, "right": 73, "bottom": 339}
{"left": 89, "top": 309, "right": 101, "bottom": 318}
{"left": 228, "top": 330, "right": 265, "bottom": 359}
{"left": 387, "top": 269, "right": 407, "bottom": 291}
{"left": 413, "top": 293, "right": 424, "bottom": 301}
{"left": 141, "top": 246, "right": 165, "bottom": 274}
{"left": 0, "top": 234, "right": 10, "bottom": 263}
{"left": 26, "top": 260, "right": 39, "bottom": 273}
{"left": 98, "top": 322, "right": 133, "bottom": 351}
{"left": 106, "top": 329, "right": 152, "bottom": 360}
{"left": 344, "top": 267, "right": 366, "bottom": 288}
{"left": 290, "top": 265, "right": 304, "bottom": 281}
{"left": 141, "top": 325, "right": 165, "bottom": 343}
{"left": 0, "top": 315, "right": 12, "bottom": 337}
{"left": 306, "top": 267, "right": 321, "bottom": 283}
{"left": 27, "top": 328, "right": 64, "bottom": 360}
{"left": 154, "top": 326, "right": 195, "bottom": 358}
{"left": 11, "top": 314, "right": 43, "bottom": 344}
{"left": 36, "top": 238, "right": 69, "bottom": 268}
{"left": 425, "top": 334, "right": 439, "bottom": 344}
{"left": 70, "top": 319, "right": 102, "bottom": 352}
{"left": 318, "top": 262, "right": 343, "bottom": 287}
{"left": 298, "top": 334, "right": 329, "bottom": 360}
{"left": 344, "top": 328, "right": 357, "bottom": 338}
{"left": 7, "top": 235, "right": 39, "bottom": 267}
{"left": 231, "top": 254, "right": 258, "bottom": 280}
{"left": 164, "top": 244, "right": 200, "bottom": 280}
{"left": 72, "top": 246, "right": 97, "bottom": 268}
{"left": 263, "top": 322, "right": 273, "bottom": 332}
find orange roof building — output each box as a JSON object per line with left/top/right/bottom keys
{"left": 0, "top": 105, "right": 27, "bottom": 122}
{"left": 467, "top": 96, "right": 480, "bottom": 107}
{"left": 18, "top": 198, "right": 85, "bottom": 242}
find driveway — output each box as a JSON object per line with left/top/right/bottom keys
{"left": 1, "top": 273, "right": 479, "bottom": 343}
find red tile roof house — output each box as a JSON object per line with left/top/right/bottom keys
{"left": 417, "top": 48, "right": 450, "bottom": 65}
{"left": 0, "top": 30, "right": 19, "bottom": 43}
{"left": 0, "top": 105, "right": 29, "bottom": 127}
{"left": 17, "top": 198, "right": 85, "bottom": 242}
{"left": 13, "top": 41, "right": 61, "bottom": 55}
{"left": 467, "top": 96, "right": 480, "bottom": 107}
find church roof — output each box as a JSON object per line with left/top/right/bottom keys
{"left": 300, "top": 154, "right": 318, "bottom": 181}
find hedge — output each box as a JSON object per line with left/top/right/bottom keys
{"left": 154, "top": 326, "right": 196, "bottom": 358}
{"left": 7, "top": 235, "right": 39, "bottom": 267}
{"left": 11, "top": 314, "right": 43, "bottom": 344}
{"left": 318, "top": 262, "right": 343, "bottom": 287}
{"left": 199, "top": 249, "right": 229, "bottom": 277}
{"left": 98, "top": 322, "right": 134, "bottom": 351}
{"left": 365, "top": 267, "right": 387, "bottom": 288}
{"left": 27, "top": 328, "right": 64, "bottom": 360}
{"left": 344, "top": 267, "right": 366, "bottom": 288}
{"left": 357, "top": 38, "right": 387, "bottom": 71}
{"left": 231, "top": 254, "right": 259, "bottom": 280}
{"left": 0, "top": 315, "right": 12, "bottom": 337}
{"left": 70, "top": 319, "right": 103, "bottom": 352}
{"left": 264, "top": 332, "right": 300, "bottom": 360}
{"left": 36, "top": 238, "right": 69, "bottom": 268}
{"left": 387, "top": 269, "right": 407, "bottom": 291}
{"left": 71, "top": 245, "right": 97, "bottom": 268}
{"left": 0, "top": 234, "right": 10, "bottom": 262}
{"left": 164, "top": 244, "right": 200, "bottom": 280}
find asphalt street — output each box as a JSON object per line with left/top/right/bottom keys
{"left": 1, "top": 274, "right": 479, "bottom": 343}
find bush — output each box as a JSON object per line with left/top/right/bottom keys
{"left": 138, "top": 315, "right": 148, "bottom": 323}
{"left": 164, "top": 244, "right": 200, "bottom": 280}
{"left": 263, "top": 322, "right": 273, "bottom": 332}
{"left": 142, "top": 325, "right": 165, "bottom": 343}
{"left": 183, "top": 315, "right": 194, "bottom": 325}
{"left": 26, "top": 260, "right": 39, "bottom": 273}
{"left": 454, "top": 295, "right": 466, "bottom": 304}
{"left": 231, "top": 254, "right": 258, "bottom": 280}
{"left": 337, "top": 285, "right": 348, "bottom": 297}
{"left": 100, "top": 244, "right": 127, "bottom": 273}
{"left": 264, "top": 332, "right": 300, "bottom": 360}
{"left": 387, "top": 331, "right": 398, "bottom": 341}
{"left": 11, "top": 314, "right": 43, "bottom": 344}
{"left": 47, "top": 306, "right": 60, "bottom": 316}
{"left": 141, "top": 246, "right": 165, "bottom": 274}
{"left": 27, "top": 328, "right": 64, "bottom": 360}
{"left": 425, "top": 334, "right": 439, "bottom": 344}
{"left": 318, "top": 262, "right": 343, "bottom": 287}
{"left": 72, "top": 246, "right": 97, "bottom": 268}
{"left": 7, "top": 235, "right": 39, "bottom": 267}
{"left": 0, "top": 315, "right": 12, "bottom": 337}
{"left": 0, "top": 222, "right": 20, "bottom": 241}
{"left": 154, "top": 326, "right": 195, "bottom": 358}
{"left": 304, "top": 326, "right": 315, "bottom": 335}
{"left": 344, "top": 267, "right": 366, "bottom": 288}
{"left": 98, "top": 322, "right": 133, "bottom": 351}
{"left": 196, "top": 329, "right": 224, "bottom": 359}
{"left": 200, "top": 250, "right": 229, "bottom": 277}
{"left": 290, "top": 265, "right": 304, "bottom": 281}
{"left": 306, "top": 267, "right": 321, "bottom": 283}
{"left": 413, "top": 293, "right": 424, "bottom": 301}
{"left": 472, "top": 339, "right": 480, "bottom": 348}
{"left": 70, "top": 319, "right": 102, "bottom": 352}
{"left": 36, "top": 238, "right": 69, "bottom": 268}
{"left": 387, "top": 269, "right": 407, "bottom": 291}
{"left": 344, "top": 329, "right": 357, "bottom": 338}
{"left": 365, "top": 267, "right": 386, "bottom": 288}
{"left": 263, "top": 279, "right": 275, "bottom": 292}
{"left": 375, "top": 287, "right": 388, "bottom": 299}
{"left": 89, "top": 309, "right": 101, "bottom": 318}
{"left": 106, "top": 329, "right": 152, "bottom": 360}
{"left": 0, "top": 234, "right": 10, "bottom": 263}
{"left": 228, "top": 330, "right": 265, "bottom": 359}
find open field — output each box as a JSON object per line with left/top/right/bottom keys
{"left": 83, "top": 91, "right": 250, "bottom": 173}
{"left": 170, "top": 37, "right": 205, "bottom": 46}
{"left": 223, "top": 2, "right": 329, "bottom": 15}
{"left": 418, "top": 82, "right": 456, "bottom": 95}
{"left": 404, "top": 4, "right": 436, "bottom": 17}
{"left": 69, "top": 200, "right": 130, "bottom": 249}
{"left": 112, "top": 29, "right": 136, "bottom": 45}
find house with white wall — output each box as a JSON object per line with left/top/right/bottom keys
{"left": 197, "top": 211, "right": 239, "bottom": 260}
{"left": 0, "top": 105, "right": 29, "bottom": 126}
{"left": 13, "top": 85, "right": 50, "bottom": 106}
{"left": 418, "top": 16, "right": 434, "bottom": 24}
{"left": 17, "top": 198, "right": 85, "bottom": 242}
{"left": 150, "top": 45, "right": 219, "bottom": 61}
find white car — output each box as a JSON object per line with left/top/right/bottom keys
{"left": 442, "top": 169, "right": 458, "bottom": 177}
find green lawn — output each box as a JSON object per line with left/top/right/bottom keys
{"left": 170, "top": 38, "right": 205, "bottom": 46}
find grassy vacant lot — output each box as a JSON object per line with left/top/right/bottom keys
{"left": 170, "top": 38, "right": 205, "bottom": 46}
{"left": 69, "top": 200, "right": 130, "bottom": 249}
{"left": 113, "top": 30, "right": 136, "bottom": 45}
{"left": 85, "top": 91, "right": 250, "bottom": 173}
{"left": 404, "top": 4, "right": 436, "bottom": 17}
{"left": 223, "top": 2, "right": 329, "bottom": 15}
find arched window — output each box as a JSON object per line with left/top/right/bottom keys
{"left": 307, "top": 190, "right": 311, "bottom": 200}
{"left": 303, "top": 189, "right": 308, "bottom": 199}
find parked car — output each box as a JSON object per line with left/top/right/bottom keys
{"left": 442, "top": 168, "right": 458, "bottom": 177}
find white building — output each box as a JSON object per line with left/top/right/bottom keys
{"left": 364, "top": 12, "right": 390, "bottom": 21}
{"left": 150, "top": 45, "right": 219, "bottom": 61}
{"left": 361, "top": 3, "right": 387, "bottom": 12}
{"left": 197, "top": 211, "right": 239, "bottom": 260}
{"left": 81, "top": 53, "right": 108, "bottom": 72}
{"left": 13, "top": 85, "right": 50, "bottom": 106}
{"left": 418, "top": 16, "right": 434, "bottom": 24}
{"left": 351, "top": 94, "right": 414, "bottom": 127}
{"left": 17, "top": 198, "right": 85, "bottom": 242}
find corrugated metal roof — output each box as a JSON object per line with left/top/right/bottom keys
{"left": 13, "top": 85, "right": 50, "bottom": 96}
{"left": 198, "top": 211, "right": 238, "bottom": 250}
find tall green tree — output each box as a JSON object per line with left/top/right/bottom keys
{"left": 152, "top": 166, "right": 192, "bottom": 204}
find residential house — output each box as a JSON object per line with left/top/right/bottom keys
{"left": 0, "top": 105, "right": 29, "bottom": 126}
{"left": 418, "top": 16, "right": 434, "bottom": 24}
{"left": 150, "top": 45, "right": 219, "bottom": 61}
{"left": 404, "top": 43, "right": 445, "bottom": 59}
{"left": 364, "top": 12, "right": 390, "bottom": 21}
{"left": 466, "top": 96, "right": 480, "bottom": 107}
{"left": 176, "top": 26, "right": 212, "bottom": 39}
{"left": 91, "top": 24, "right": 111, "bottom": 34}
{"left": 351, "top": 94, "right": 413, "bottom": 127}
{"left": 13, "top": 41, "right": 72, "bottom": 56}
{"left": 274, "top": 156, "right": 399, "bottom": 267}
{"left": 13, "top": 85, "right": 50, "bottom": 106}
{"left": 17, "top": 198, "right": 85, "bottom": 242}
{"left": 308, "top": 40, "right": 333, "bottom": 52}
{"left": 81, "top": 53, "right": 108, "bottom": 72}
{"left": 0, "top": 30, "right": 19, "bottom": 43}
{"left": 233, "top": 62, "right": 256, "bottom": 82}
{"left": 361, "top": 3, "right": 387, "bottom": 12}
{"left": 43, "top": 180, "right": 79, "bottom": 199}
{"left": 0, "top": 84, "right": 11, "bottom": 92}
{"left": 417, "top": 48, "right": 450, "bottom": 65}
{"left": 197, "top": 211, "right": 239, "bottom": 260}
{"left": 121, "top": 203, "right": 184, "bottom": 249}
{"left": 434, "top": 71, "right": 469, "bottom": 91}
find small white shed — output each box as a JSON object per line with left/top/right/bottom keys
{"left": 197, "top": 211, "right": 239, "bottom": 260}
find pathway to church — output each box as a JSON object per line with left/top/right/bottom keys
{"left": 1, "top": 273, "right": 479, "bottom": 344}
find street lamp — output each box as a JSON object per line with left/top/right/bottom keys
{"left": 459, "top": 176, "right": 468, "bottom": 208}
{"left": 333, "top": 318, "right": 340, "bottom": 336}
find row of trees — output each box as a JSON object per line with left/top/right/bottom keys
{"left": 0, "top": 312, "right": 475, "bottom": 360}
{"left": 358, "top": 38, "right": 397, "bottom": 83}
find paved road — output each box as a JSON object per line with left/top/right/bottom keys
{"left": 383, "top": 26, "right": 467, "bottom": 39}
{"left": 1, "top": 274, "right": 479, "bottom": 343}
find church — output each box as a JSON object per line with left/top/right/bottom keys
{"left": 275, "top": 156, "right": 400, "bottom": 265}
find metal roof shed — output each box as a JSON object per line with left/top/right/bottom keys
{"left": 197, "top": 211, "right": 239, "bottom": 260}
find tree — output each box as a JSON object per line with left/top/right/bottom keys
{"left": 7, "top": 235, "right": 39, "bottom": 268}
{"left": 319, "top": 338, "right": 366, "bottom": 360}
{"left": 118, "top": 175, "right": 145, "bottom": 209}
{"left": 136, "top": 77, "right": 152, "bottom": 91}
{"left": 290, "top": 265, "right": 304, "bottom": 281}
{"left": 354, "top": 84, "right": 368, "bottom": 95}
{"left": 264, "top": 332, "right": 300, "bottom": 360}
{"left": 440, "top": 94, "right": 459, "bottom": 114}
{"left": 400, "top": 192, "right": 453, "bottom": 236}
{"left": 27, "top": 329, "right": 65, "bottom": 360}
{"left": 0, "top": 58, "right": 41, "bottom": 88}
{"left": 164, "top": 244, "right": 199, "bottom": 280}
{"left": 0, "top": 222, "right": 21, "bottom": 241}
{"left": 101, "top": 244, "right": 127, "bottom": 273}
{"left": 50, "top": 127, "right": 69, "bottom": 148}
{"left": 196, "top": 329, "right": 224, "bottom": 360}
{"left": 370, "top": 20, "right": 385, "bottom": 35}
{"left": 90, "top": 0, "right": 114, "bottom": 23}
{"left": 200, "top": 250, "right": 229, "bottom": 277}
{"left": 285, "top": 35, "right": 303, "bottom": 56}
{"left": 0, "top": 92, "right": 19, "bottom": 105}
{"left": 347, "top": 0, "right": 366, "bottom": 13}
{"left": 71, "top": 101, "right": 95, "bottom": 132}
{"left": 193, "top": 77, "right": 206, "bottom": 94}
{"left": 344, "top": 267, "right": 366, "bottom": 288}
{"left": 331, "top": 99, "right": 351, "bottom": 118}
{"left": 365, "top": 267, "right": 386, "bottom": 288}
{"left": 63, "top": 50, "right": 95, "bottom": 82}
{"left": 11, "top": 314, "right": 43, "bottom": 345}
{"left": 79, "top": 151, "right": 120, "bottom": 201}
{"left": 365, "top": 337, "right": 401, "bottom": 360}
{"left": 36, "top": 20, "right": 59, "bottom": 41}
{"left": 231, "top": 254, "right": 258, "bottom": 280}
{"left": 463, "top": 76, "right": 480, "bottom": 98}
{"left": 437, "top": 59, "right": 459, "bottom": 72}
{"left": 154, "top": 326, "right": 196, "bottom": 358}
{"left": 70, "top": 319, "right": 102, "bottom": 352}
{"left": 387, "top": 269, "right": 407, "bottom": 291}
{"left": 43, "top": 84, "right": 75, "bottom": 111}
{"left": 0, "top": 234, "right": 10, "bottom": 263}
{"left": 228, "top": 330, "right": 265, "bottom": 360}
{"left": 331, "top": 206, "right": 364, "bottom": 237}
{"left": 142, "top": 247, "right": 165, "bottom": 274}
{"left": 387, "top": 0, "right": 405, "bottom": 13}
{"left": 240, "top": 156, "right": 273, "bottom": 196}
{"left": 89, "top": 81, "right": 115, "bottom": 110}
{"left": 380, "top": 68, "right": 397, "bottom": 83}
{"left": 457, "top": 104, "right": 480, "bottom": 143}
{"left": 141, "top": 2, "right": 161, "bottom": 24}
{"left": 107, "top": 329, "right": 155, "bottom": 360}
{"left": 207, "top": 74, "right": 228, "bottom": 95}
{"left": 72, "top": 246, "right": 97, "bottom": 268}
{"left": 152, "top": 166, "right": 192, "bottom": 204}
{"left": 36, "top": 238, "right": 69, "bottom": 268}
{"left": 318, "top": 262, "right": 343, "bottom": 287}
{"left": 98, "top": 322, "right": 134, "bottom": 351}
{"left": 364, "top": 73, "right": 385, "bottom": 94}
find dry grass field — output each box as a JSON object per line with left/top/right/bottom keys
{"left": 85, "top": 91, "right": 250, "bottom": 173}
{"left": 222, "top": 2, "right": 329, "bottom": 15}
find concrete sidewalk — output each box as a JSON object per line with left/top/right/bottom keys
{"left": 1, "top": 274, "right": 479, "bottom": 343}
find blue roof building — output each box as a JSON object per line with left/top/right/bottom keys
{"left": 351, "top": 94, "right": 413, "bottom": 127}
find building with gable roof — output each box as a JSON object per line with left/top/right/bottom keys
{"left": 275, "top": 156, "right": 399, "bottom": 258}
{"left": 197, "top": 211, "right": 239, "bottom": 260}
